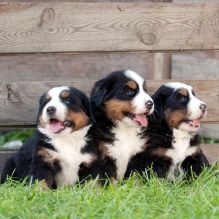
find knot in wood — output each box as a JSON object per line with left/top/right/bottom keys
{"left": 40, "top": 8, "right": 55, "bottom": 26}
{"left": 138, "top": 31, "right": 156, "bottom": 46}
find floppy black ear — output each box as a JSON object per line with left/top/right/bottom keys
{"left": 152, "top": 85, "right": 172, "bottom": 121}
{"left": 36, "top": 92, "right": 47, "bottom": 124}
{"left": 76, "top": 90, "right": 89, "bottom": 115}
{"left": 90, "top": 77, "right": 114, "bottom": 108}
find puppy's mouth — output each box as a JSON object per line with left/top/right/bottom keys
{"left": 49, "top": 118, "right": 74, "bottom": 133}
{"left": 182, "top": 119, "right": 201, "bottom": 128}
{"left": 126, "top": 112, "right": 149, "bottom": 127}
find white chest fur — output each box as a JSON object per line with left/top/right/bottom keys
{"left": 106, "top": 121, "right": 145, "bottom": 179}
{"left": 46, "top": 126, "right": 92, "bottom": 187}
{"left": 166, "top": 129, "right": 198, "bottom": 180}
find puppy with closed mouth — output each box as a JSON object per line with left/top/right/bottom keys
{"left": 1, "top": 86, "right": 97, "bottom": 188}
{"left": 125, "top": 82, "right": 209, "bottom": 180}
{"left": 89, "top": 70, "right": 154, "bottom": 182}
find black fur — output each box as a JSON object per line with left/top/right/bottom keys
{"left": 1, "top": 87, "right": 97, "bottom": 188}
{"left": 87, "top": 70, "right": 152, "bottom": 182}
{"left": 125, "top": 84, "right": 209, "bottom": 180}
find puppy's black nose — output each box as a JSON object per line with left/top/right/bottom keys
{"left": 47, "top": 106, "right": 56, "bottom": 116}
{"left": 145, "top": 100, "right": 153, "bottom": 110}
{"left": 199, "top": 104, "right": 207, "bottom": 112}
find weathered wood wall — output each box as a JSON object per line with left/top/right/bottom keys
{"left": 0, "top": 53, "right": 154, "bottom": 82}
{"left": 1, "top": 3, "right": 219, "bottom": 53}
{"left": 0, "top": 80, "right": 218, "bottom": 127}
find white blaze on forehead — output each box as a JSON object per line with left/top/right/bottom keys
{"left": 124, "top": 70, "right": 153, "bottom": 114}
{"left": 164, "top": 82, "right": 192, "bottom": 91}
{"left": 124, "top": 70, "right": 145, "bottom": 86}
{"left": 48, "top": 86, "right": 70, "bottom": 97}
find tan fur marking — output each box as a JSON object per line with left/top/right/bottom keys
{"left": 37, "top": 180, "right": 50, "bottom": 191}
{"left": 38, "top": 148, "right": 57, "bottom": 167}
{"left": 81, "top": 154, "right": 97, "bottom": 168}
{"left": 165, "top": 109, "right": 187, "bottom": 129}
{"left": 99, "top": 142, "right": 109, "bottom": 158}
{"left": 46, "top": 93, "right": 51, "bottom": 101}
{"left": 141, "top": 142, "right": 149, "bottom": 150}
{"left": 60, "top": 90, "right": 70, "bottom": 98}
{"left": 105, "top": 98, "right": 134, "bottom": 120}
{"left": 126, "top": 80, "right": 137, "bottom": 90}
{"left": 37, "top": 148, "right": 58, "bottom": 189}
{"left": 178, "top": 88, "right": 188, "bottom": 96}
{"left": 68, "top": 111, "right": 89, "bottom": 131}
{"left": 151, "top": 147, "right": 168, "bottom": 157}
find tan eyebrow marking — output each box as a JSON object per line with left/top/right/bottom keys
{"left": 126, "top": 80, "right": 137, "bottom": 90}
{"left": 60, "top": 90, "right": 70, "bottom": 98}
{"left": 178, "top": 88, "right": 189, "bottom": 96}
{"left": 46, "top": 93, "right": 51, "bottom": 100}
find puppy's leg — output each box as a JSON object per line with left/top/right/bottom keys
{"left": 181, "top": 152, "right": 210, "bottom": 178}
{"left": 1, "top": 156, "right": 17, "bottom": 183}
{"left": 29, "top": 149, "right": 60, "bottom": 189}
{"left": 150, "top": 156, "right": 172, "bottom": 178}
{"left": 29, "top": 163, "right": 56, "bottom": 190}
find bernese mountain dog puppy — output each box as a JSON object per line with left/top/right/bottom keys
{"left": 89, "top": 70, "right": 154, "bottom": 182}
{"left": 1, "top": 86, "right": 97, "bottom": 188}
{"left": 125, "top": 82, "right": 209, "bottom": 180}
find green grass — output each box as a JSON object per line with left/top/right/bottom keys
{"left": 0, "top": 168, "right": 218, "bottom": 219}
{"left": 0, "top": 129, "right": 34, "bottom": 149}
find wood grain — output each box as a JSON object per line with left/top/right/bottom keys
{"left": 200, "top": 144, "right": 219, "bottom": 165}
{"left": 0, "top": 144, "right": 218, "bottom": 178}
{"left": 172, "top": 52, "right": 219, "bottom": 80}
{"left": 0, "top": 80, "right": 218, "bottom": 126}
{"left": 1, "top": 2, "right": 219, "bottom": 53}
{"left": 0, "top": 53, "right": 153, "bottom": 82}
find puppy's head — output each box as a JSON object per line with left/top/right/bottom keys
{"left": 90, "top": 70, "right": 154, "bottom": 127}
{"left": 152, "top": 82, "right": 207, "bottom": 132}
{"left": 37, "top": 86, "right": 90, "bottom": 135}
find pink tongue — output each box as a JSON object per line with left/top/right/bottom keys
{"left": 190, "top": 119, "right": 200, "bottom": 127}
{"left": 49, "top": 120, "right": 64, "bottom": 133}
{"left": 133, "top": 114, "right": 148, "bottom": 127}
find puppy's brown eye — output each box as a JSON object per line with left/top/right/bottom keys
{"left": 126, "top": 90, "right": 135, "bottom": 97}
{"left": 179, "top": 96, "right": 187, "bottom": 102}
{"left": 63, "top": 97, "right": 71, "bottom": 104}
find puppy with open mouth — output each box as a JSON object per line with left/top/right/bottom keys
{"left": 1, "top": 86, "right": 97, "bottom": 188}
{"left": 125, "top": 82, "right": 209, "bottom": 180}
{"left": 89, "top": 70, "right": 154, "bottom": 182}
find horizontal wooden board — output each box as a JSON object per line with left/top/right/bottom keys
{"left": 0, "top": 80, "right": 218, "bottom": 126}
{"left": 1, "top": 2, "right": 219, "bottom": 53}
{"left": 0, "top": 144, "right": 218, "bottom": 177}
{"left": 172, "top": 52, "right": 219, "bottom": 80}
{"left": 200, "top": 144, "right": 219, "bottom": 165}
{"left": 0, "top": 53, "right": 153, "bottom": 82}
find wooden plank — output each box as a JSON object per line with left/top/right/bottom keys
{"left": 1, "top": 3, "right": 219, "bottom": 53}
{"left": 172, "top": 52, "right": 219, "bottom": 80}
{"left": 200, "top": 144, "right": 219, "bottom": 164}
{"left": 153, "top": 53, "right": 171, "bottom": 79}
{"left": 0, "top": 80, "right": 218, "bottom": 126}
{"left": 0, "top": 144, "right": 218, "bottom": 177}
{"left": 0, "top": 53, "right": 153, "bottom": 82}
{"left": 200, "top": 124, "right": 219, "bottom": 139}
